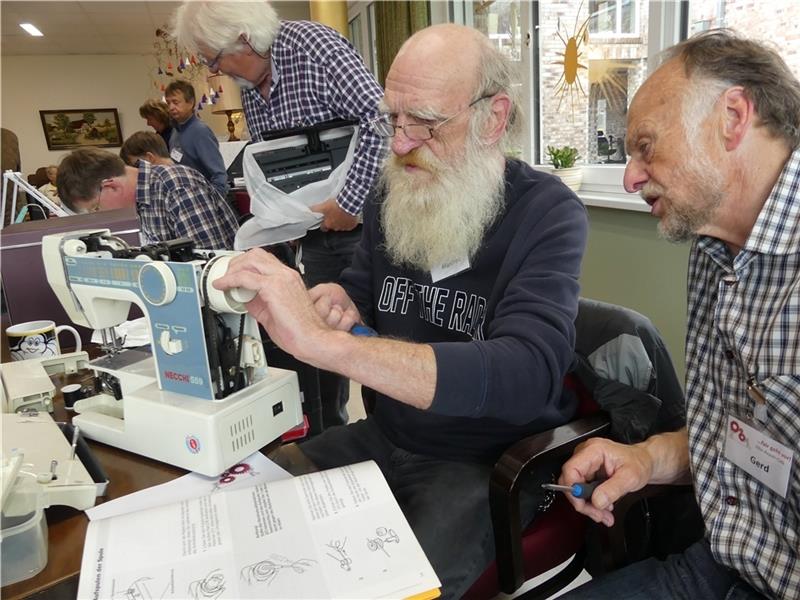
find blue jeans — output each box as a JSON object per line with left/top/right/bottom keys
{"left": 300, "top": 226, "right": 362, "bottom": 428}
{"left": 298, "top": 418, "right": 547, "bottom": 600}
{"left": 561, "top": 539, "right": 767, "bottom": 600}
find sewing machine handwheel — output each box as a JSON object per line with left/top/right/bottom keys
{"left": 203, "top": 255, "right": 253, "bottom": 314}
{"left": 229, "top": 287, "right": 257, "bottom": 304}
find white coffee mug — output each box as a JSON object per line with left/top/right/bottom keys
{"left": 6, "top": 320, "right": 82, "bottom": 362}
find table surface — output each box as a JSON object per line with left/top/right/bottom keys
{"left": 0, "top": 363, "right": 313, "bottom": 600}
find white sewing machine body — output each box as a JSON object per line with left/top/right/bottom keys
{"left": 39, "top": 229, "right": 302, "bottom": 476}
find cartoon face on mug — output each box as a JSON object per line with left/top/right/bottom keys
{"left": 9, "top": 332, "right": 58, "bottom": 361}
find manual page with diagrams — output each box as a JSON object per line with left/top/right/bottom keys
{"left": 78, "top": 460, "right": 440, "bottom": 599}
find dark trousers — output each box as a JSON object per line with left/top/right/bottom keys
{"left": 561, "top": 539, "right": 768, "bottom": 600}
{"left": 300, "top": 226, "right": 362, "bottom": 429}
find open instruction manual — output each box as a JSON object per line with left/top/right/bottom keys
{"left": 78, "top": 460, "right": 440, "bottom": 599}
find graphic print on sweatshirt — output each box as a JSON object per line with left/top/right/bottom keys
{"left": 376, "top": 275, "right": 487, "bottom": 340}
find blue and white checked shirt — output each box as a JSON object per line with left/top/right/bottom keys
{"left": 241, "top": 20, "right": 384, "bottom": 216}
{"left": 136, "top": 161, "right": 239, "bottom": 250}
{"left": 685, "top": 148, "right": 800, "bottom": 599}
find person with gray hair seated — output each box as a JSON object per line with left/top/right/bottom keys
{"left": 557, "top": 30, "right": 800, "bottom": 600}
{"left": 212, "top": 24, "right": 587, "bottom": 598}
{"left": 38, "top": 165, "right": 61, "bottom": 207}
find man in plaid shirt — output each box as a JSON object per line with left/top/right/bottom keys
{"left": 173, "top": 1, "right": 384, "bottom": 428}
{"left": 57, "top": 147, "right": 238, "bottom": 251}
{"left": 559, "top": 31, "right": 799, "bottom": 599}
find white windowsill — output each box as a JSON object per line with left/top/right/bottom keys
{"left": 577, "top": 190, "right": 650, "bottom": 213}
{"left": 533, "top": 164, "right": 649, "bottom": 213}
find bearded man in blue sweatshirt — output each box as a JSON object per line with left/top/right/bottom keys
{"left": 215, "top": 24, "right": 588, "bottom": 599}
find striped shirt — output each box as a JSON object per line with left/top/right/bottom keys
{"left": 685, "top": 148, "right": 800, "bottom": 599}
{"left": 241, "top": 20, "right": 384, "bottom": 216}
{"left": 136, "top": 161, "right": 238, "bottom": 250}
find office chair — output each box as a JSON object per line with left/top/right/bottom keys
{"left": 463, "top": 298, "right": 698, "bottom": 599}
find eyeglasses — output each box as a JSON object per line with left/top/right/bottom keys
{"left": 78, "top": 178, "right": 114, "bottom": 214}
{"left": 370, "top": 95, "right": 494, "bottom": 142}
{"left": 199, "top": 47, "right": 225, "bottom": 71}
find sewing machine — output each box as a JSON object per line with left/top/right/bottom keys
{"left": 38, "top": 229, "right": 302, "bottom": 476}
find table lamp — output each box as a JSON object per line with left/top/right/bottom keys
{"left": 207, "top": 74, "right": 244, "bottom": 141}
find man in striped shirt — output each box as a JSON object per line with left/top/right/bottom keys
{"left": 559, "top": 30, "right": 799, "bottom": 599}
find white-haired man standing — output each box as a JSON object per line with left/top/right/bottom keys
{"left": 214, "top": 24, "right": 588, "bottom": 598}
{"left": 558, "top": 30, "right": 800, "bottom": 600}
{"left": 173, "top": 0, "right": 385, "bottom": 429}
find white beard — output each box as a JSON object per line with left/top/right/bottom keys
{"left": 379, "top": 138, "right": 506, "bottom": 272}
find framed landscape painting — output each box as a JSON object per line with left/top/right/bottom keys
{"left": 39, "top": 108, "right": 122, "bottom": 150}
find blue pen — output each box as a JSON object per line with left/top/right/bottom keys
{"left": 541, "top": 481, "right": 602, "bottom": 500}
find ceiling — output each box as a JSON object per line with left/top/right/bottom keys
{"left": 0, "top": 1, "right": 310, "bottom": 56}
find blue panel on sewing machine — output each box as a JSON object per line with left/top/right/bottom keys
{"left": 64, "top": 257, "right": 215, "bottom": 400}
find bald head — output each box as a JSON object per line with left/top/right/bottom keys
{"left": 382, "top": 24, "right": 520, "bottom": 156}
{"left": 390, "top": 25, "right": 484, "bottom": 102}
{"left": 626, "top": 59, "right": 689, "bottom": 149}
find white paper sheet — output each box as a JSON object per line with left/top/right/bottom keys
{"left": 78, "top": 460, "right": 440, "bottom": 599}
{"left": 234, "top": 126, "right": 358, "bottom": 249}
{"left": 86, "top": 451, "right": 290, "bottom": 521}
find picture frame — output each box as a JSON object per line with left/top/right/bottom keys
{"left": 39, "top": 108, "right": 123, "bottom": 151}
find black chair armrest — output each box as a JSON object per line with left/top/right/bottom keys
{"left": 491, "top": 413, "right": 612, "bottom": 592}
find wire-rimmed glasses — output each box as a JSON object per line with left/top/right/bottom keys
{"left": 370, "top": 95, "right": 493, "bottom": 141}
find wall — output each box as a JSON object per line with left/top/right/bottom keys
{"left": 580, "top": 206, "right": 691, "bottom": 382}
{"left": 0, "top": 54, "right": 231, "bottom": 173}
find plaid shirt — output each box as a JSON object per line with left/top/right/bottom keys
{"left": 241, "top": 20, "right": 384, "bottom": 216}
{"left": 136, "top": 161, "right": 238, "bottom": 250}
{"left": 686, "top": 148, "right": 800, "bottom": 599}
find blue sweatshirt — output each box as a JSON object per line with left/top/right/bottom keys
{"left": 340, "top": 159, "right": 588, "bottom": 462}
{"left": 172, "top": 114, "right": 228, "bottom": 198}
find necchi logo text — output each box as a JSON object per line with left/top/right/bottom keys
{"left": 164, "top": 370, "right": 190, "bottom": 383}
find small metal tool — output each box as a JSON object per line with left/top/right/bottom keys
{"left": 541, "top": 480, "right": 602, "bottom": 500}
{"left": 49, "top": 459, "right": 58, "bottom": 481}
{"left": 70, "top": 426, "right": 80, "bottom": 460}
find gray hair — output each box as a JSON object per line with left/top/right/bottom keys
{"left": 469, "top": 37, "right": 524, "bottom": 154}
{"left": 172, "top": 1, "right": 279, "bottom": 56}
{"left": 664, "top": 29, "right": 800, "bottom": 149}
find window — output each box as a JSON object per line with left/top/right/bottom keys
{"left": 688, "top": 1, "right": 800, "bottom": 76}
{"left": 448, "top": 0, "right": 532, "bottom": 161}
{"left": 539, "top": 1, "right": 656, "bottom": 167}
{"left": 347, "top": 2, "right": 379, "bottom": 79}
{"left": 446, "top": 1, "right": 682, "bottom": 171}
{"left": 589, "top": 0, "right": 639, "bottom": 37}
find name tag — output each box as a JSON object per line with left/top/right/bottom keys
{"left": 431, "top": 256, "right": 470, "bottom": 283}
{"left": 170, "top": 148, "right": 183, "bottom": 162}
{"left": 724, "top": 416, "right": 794, "bottom": 498}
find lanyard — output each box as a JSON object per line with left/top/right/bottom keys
{"left": 725, "top": 268, "right": 800, "bottom": 425}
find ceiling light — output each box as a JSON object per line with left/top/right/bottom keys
{"left": 20, "top": 23, "right": 44, "bottom": 37}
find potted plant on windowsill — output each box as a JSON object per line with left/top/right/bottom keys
{"left": 546, "top": 145, "right": 582, "bottom": 192}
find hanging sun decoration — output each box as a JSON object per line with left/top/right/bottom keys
{"left": 553, "top": 2, "right": 590, "bottom": 120}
